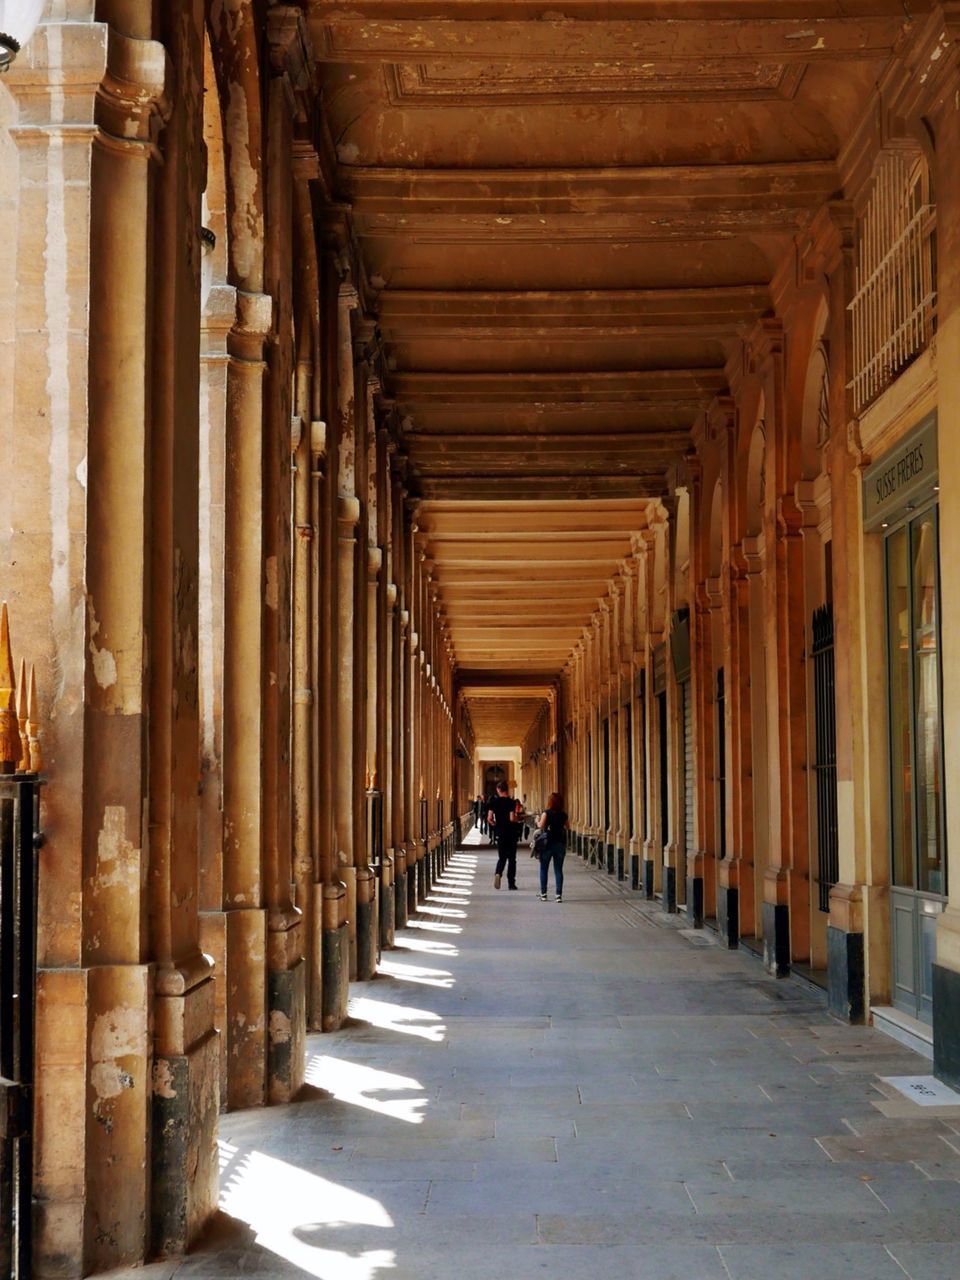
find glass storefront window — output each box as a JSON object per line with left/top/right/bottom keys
{"left": 912, "top": 516, "right": 944, "bottom": 894}
{"left": 886, "top": 509, "right": 945, "bottom": 896}
{"left": 887, "top": 526, "right": 913, "bottom": 888}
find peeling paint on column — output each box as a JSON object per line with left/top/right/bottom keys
{"left": 225, "top": 79, "right": 264, "bottom": 284}
{"left": 87, "top": 600, "right": 119, "bottom": 691}
{"left": 269, "top": 1008, "right": 291, "bottom": 1044}
{"left": 152, "top": 1059, "right": 178, "bottom": 1100}
{"left": 94, "top": 807, "right": 139, "bottom": 891}
{"left": 90, "top": 1005, "right": 144, "bottom": 1107}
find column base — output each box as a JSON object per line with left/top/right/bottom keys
{"left": 686, "top": 873, "right": 704, "bottom": 928}
{"left": 33, "top": 968, "right": 87, "bottom": 1277}
{"left": 606, "top": 842, "right": 615, "bottom": 875}
{"left": 225, "top": 908, "right": 268, "bottom": 1108}
{"left": 151, "top": 1028, "right": 219, "bottom": 1256}
{"left": 631, "top": 853, "right": 641, "bottom": 891}
{"left": 717, "top": 884, "right": 739, "bottom": 948}
{"left": 85, "top": 963, "right": 152, "bottom": 1273}
{"left": 306, "top": 884, "right": 324, "bottom": 1032}
{"left": 321, "top": 923, "right": 350, "bottom": 1032}
{"left": 762, "top": 902, "right": 791, "bottom": 978}
{"left": 642, "top": 857, "right": 655, "bottom": 899}
{"left": 356, "top": 884, "right": 378, "bottom": 982}
{"left": 407, "top": 853, "right": 418, "bottom": 915}
{"left": 616, "top": 847, "right": 625, "bottom": 882}
{"left": 395, "top": 868, "right": 408, "bottom": 930}
{"left": 380, "top": 880, "right": 396, "bottom": 951}
{"left": 934, "top": 963, "right": 960, "bottom": 1091}
{"left": 416, "top": 853, "right": 427, "bottom": 904}
{"left": 827, "top": 924, "right": 865, "bottom": 1023}
{"left": 268, "top": 959, "right": 306, "bottom": 1102}
{"left": 663, "top": 864, "right": 677, "bottom": 914}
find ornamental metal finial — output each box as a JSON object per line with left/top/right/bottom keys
{"left": 0, "top": 602, "right": 20, "bottom": 772}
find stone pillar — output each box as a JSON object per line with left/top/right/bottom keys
{"left": 80, "top": 21, "right": 172, "bottom": 1270}
{"left": 262, "top": 29, "right": 306, "bottom": 1104}
{"left": 334, "top": 280, "right": 360, "bottom": 977}
{"left": 217, "top": 283, "right": 275, "bottom": 1101}
{"left": 317, "top": 264, "right": 349, "bottom": 1033}
{"left": 820, "top": 208, "right": 871, "bottom": 1024}
{"left": 639, "top": 528, "right": 661, "bottom": 899}
{"left": 933, "top": 45, "right": 960, "bottom": 1080}
{"left": 662, "top": 499, "right": 681, "bottom": 915}
{"left": 147, "top": 0, "right": 222, "bottom": 1252}
{"left": 350, "top": 371, "right": 380, "bottom": 981}
{"left": 716, "top": 405, "right": 744, "bottom": 948}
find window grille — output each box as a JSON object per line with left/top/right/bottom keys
{"left": 849, "top": 150, "right": 936, "bottom": 414}
{"left": 812, "top": 604, "right": 839, "bottom": 912}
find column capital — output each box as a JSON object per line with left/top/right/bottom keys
{"left": 93, "top": 29, "right": 171, "bottom": 149}
{"left": 338, "top": 494, "right": 361, "bottom": 527}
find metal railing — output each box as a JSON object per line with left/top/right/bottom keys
{"left": 0, "top": 775, "right": 42, "bottom": 1279}
{"left": 812, "top": 604, "right": 839, "bottom": 913}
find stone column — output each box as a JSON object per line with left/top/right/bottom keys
{"left": 624, "top": 554, "right": 643, "bottom": 890}
{"left": 81, "top": 23, "right": 170, "bottom": 1271}
{"left": 639, "top": 527, "right": 662, "bottom": 899}
{"left": 216, "top": 282, "right": 275, "bottom": 1105}
{"left": 147, "top": 0, "right": 221, "bottom": 1251}
{"left": 357, "top": 377, "right": 382, "bottom": 980}
{"left": 613, "top": 577, "right": 628, "bottom": 881}
{"left": 931, "top": 43, "right": 960, "bottom": 1083}
{"left": 662, "top": 498, "right": 682, "bottom": 914}
{"left": 9, "top": 15, "right": 169, "bottom": 1272}
{"left": 262, "top": 35, "right": 304, "bottom": 1104}
{"left": 334, "top": 280, "right": 360, "bottom": 976}
{"left": 686, "top": 463, "right": 710, "bottom": 929}
{"left": 717, "top": 407, "right": 745, "bottom": 948}
{"left": 314, "top": 270, "right": 351, "bottom": 1028}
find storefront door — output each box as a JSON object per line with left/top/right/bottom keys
{"left": 886, "top": 505, "right": 946, "bottom": 1023}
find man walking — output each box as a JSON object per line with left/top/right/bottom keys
{"left": 488, "top": 779, "right": 523, "bottom": 891}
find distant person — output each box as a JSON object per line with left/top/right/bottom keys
{"left": 535, "top": 792, "right": 569, "bottom": 902}
{"left": 485, "top": 789, "right": 497, "bottom": 844}
{"left": 475, "top": 793, "right": 485, "bottom": 834}
{"left": 488, "top": 779, "right": 523, "bottom": 890}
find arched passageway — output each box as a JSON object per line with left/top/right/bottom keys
{"left": 3, "top": 3, "right": 960, "bottom": 1274}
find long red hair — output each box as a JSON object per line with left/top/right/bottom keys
{"left": 546, "top": 792, "right": 564, "bottom": 810}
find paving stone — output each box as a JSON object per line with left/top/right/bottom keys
{"left": 885, "top": 1243, "right": 960, "bottom": 1279}
{"left": 718, "top": 1243, "right": 907, "bottom": 1279}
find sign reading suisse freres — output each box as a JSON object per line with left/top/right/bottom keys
{"left": 863, "top": 411, "right": 938, "bottom": 531}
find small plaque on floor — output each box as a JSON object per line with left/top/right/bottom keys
{"left": 880, "top": 1075, "right": 960, "bottom": 1106}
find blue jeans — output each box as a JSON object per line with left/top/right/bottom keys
{"left": 539, "top": 844, "right": 566, "bottom": 895}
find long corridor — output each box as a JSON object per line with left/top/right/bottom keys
{"left": 112, "top": 832, "right": 960, "bottom": 1280}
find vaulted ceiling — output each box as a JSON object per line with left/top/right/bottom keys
{"left": 307, "top": 0, "right": 923, "bottom": 743}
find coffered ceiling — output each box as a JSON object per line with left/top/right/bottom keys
{"left": 306, "top": 0, "right": 922, "bottom": 740}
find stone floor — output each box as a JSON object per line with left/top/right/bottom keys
{"left": 102, "top": 832, "right": 960, "bottom": 1279}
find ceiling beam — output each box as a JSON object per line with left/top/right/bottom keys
{"left": 415, "top": 476, "right": 666, "bottom": 500}
{"left": 394, "top": 368, "right": 727, "bottom": 402}
{"left": 345, "top": 162, "right": 839, "bottom": 215}
{"left": 309, "top": 11, "right": 920, "bottom": 63}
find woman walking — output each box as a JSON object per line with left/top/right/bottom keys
{"left": 536, "top": 792, "right": 569, "bottom": 902}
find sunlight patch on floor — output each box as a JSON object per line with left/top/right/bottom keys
{"left": 219, "top": 1146, "right": 396, "bottom": 1279}
{"left": 347, "top": 993, "right": 447, "bottom": 1041}
{"left": 403, "top": 918, "right": 462, "bottom": 934}
{"left": 378, "top": 955, "right": 455, "bottom": 989}
{"left": 392, "top": 935, "right": 459, "bottom": 957}
{"left": 305, "top": 1054, "right": 428, "bottom": 1124}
